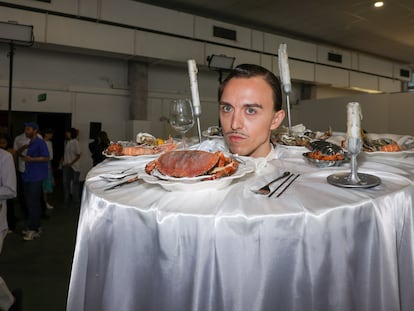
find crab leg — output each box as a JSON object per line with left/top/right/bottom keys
{"left": 203, "top": 160, "right": 239, "bottom": 181}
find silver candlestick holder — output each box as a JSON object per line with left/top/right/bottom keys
{"left": 327, "top": 137, "right": 381, "bottom": 188}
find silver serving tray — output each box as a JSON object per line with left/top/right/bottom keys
{"left": 302, "top": 152, "right": 349, "bottom": 168}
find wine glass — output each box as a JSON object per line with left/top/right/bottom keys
{"left": 169, "top": 99, "right": 195, "bottom": 148}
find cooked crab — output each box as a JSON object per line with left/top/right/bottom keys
{"left": 145, "top": 150, "right": 239, "bottom": 180}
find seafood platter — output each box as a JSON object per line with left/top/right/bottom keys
{"left": 302, "top": 141, "right": 348, "bottom": 168}
{"left": 140, "top": 149, "right": 255, "bottom": 191}
{"left": 272, "top": 125, "right": 348, "bottom": 167}
{"left": 273, "top": 124, "right": 414, "bottom": 165}
{"left": 103, "top": 133, "right": 178, "bottom": 158}
{"left": 360, "top": 133, "right": 414, "bottom": 157}
{"left": 271, "top": 124, "right": 333, "bottom": 148}
{"left": 333, "top": 133, "right": 414, "bottom": 157}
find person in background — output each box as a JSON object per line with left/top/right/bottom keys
{"left": 0, "top": 135, "right": 12, "bottom": 153}
{"left": 0, "top": 146, "right": 22, "bottom": 311}
{"left": 0, "top": 134, "right": 16, "bottom": 233}
{"left": 41, "top": 129, "right": 54, "bottom": 210}
{"left": 0, "top": 125, "right": 12, "bottom": 151}
{"left": 88, "top": 131, "right": 110, "bottom": 166}
{"left": 17, "top": 122, "right": 49, "bottom": 241}
{"left": 218, "top": 64, "right": 285, "bottom": 158}
{"left": 62, "top": 128, "right": 81, "bottom": 208}
{"left": 0, "top": 136, "right": 7, "bottom": 150}
{"left": 13, "top": 129, "right": 30, "bottom": 218}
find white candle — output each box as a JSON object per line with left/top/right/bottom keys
{"left": 187, "top": 59, "right": 202, "bottom": 117}
{"left": 278, "top": 43, "right": 292, "bottom": 95}
{"left": 346, "top": 102, "right": 362, "bottom": 139}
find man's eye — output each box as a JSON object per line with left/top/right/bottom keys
{"left": 221, "top": 105, "right": 232, "bottom": 112}
{"left": 246, "top": 107, "right": 256, "bottom": 115}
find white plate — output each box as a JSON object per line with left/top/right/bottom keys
{"left": 361, "top": 134, "right": 414, "bottom": 157}
{"left": 330, "top": 134, "right": 414, "bottom": 158}
{"left": 362, "top": 150, "right": 414, "bottom": 158}
{"left": 139, "top": 159, "right": 255, "bottom": 191}
{"left": 102, "top": 151, "right": 159, "bottom": 159}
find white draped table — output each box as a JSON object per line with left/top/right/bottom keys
{"left": 67, "top": 143, "right": 414, "bottom": 311}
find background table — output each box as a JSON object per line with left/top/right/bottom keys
{"left": 67, "top": 145, "right": 414, "bottom": 311}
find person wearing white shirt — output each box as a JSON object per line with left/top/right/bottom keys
{"left": 62, "top": 128, "right": 81, "bottom": 208}
{"left": 13, "top": 131, "right": 30, "bottom": 217}
{"left": 13, "top": 132, "right": 29, "bottom": 175}
{"left": 0, "top": 148, "right": 19, "bottom": 311}
{"left": 42, "top": 129, "right": 54, "bottom": 210}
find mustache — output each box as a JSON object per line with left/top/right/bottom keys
{"left": 224, "top": 130, "right": 248, "bottom": 138}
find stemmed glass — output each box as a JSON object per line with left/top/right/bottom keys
{"left": 327, "top": 132, "right": 381, "bottom": 188}
{"left": 169, "top": 99, "right": 195, "bottom": 148}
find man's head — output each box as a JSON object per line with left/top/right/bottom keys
{"left": 43, "top": 128, "right": 54, "bottom": 140}
{"left": 0, "top": 133, "right": 8, "bottom": 150}
{"left": 0, "top": 124, "right": 8, "bottom": 135}
{"left": 218, "top": 64, "right": 285, "bottom": 157}
{"left": 66, "top": 128, "right": 78, "bottom": 140}
{"left": 24, "top": 122, "right": 39, "bottom": 140}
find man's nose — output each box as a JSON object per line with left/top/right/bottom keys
{"left": 231, "top": 111, "right": 243, "bottom": 130}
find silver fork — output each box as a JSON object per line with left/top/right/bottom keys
{"left": 252, "top": 171, "right": 290, "bottom": 195}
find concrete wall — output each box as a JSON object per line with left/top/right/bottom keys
{"left": 295, "top": 92, "right": 414, "bottom": 135}
{"left": 0, "top": 46, "right": 130, "bottom": 178}
{"left": 0, "top": 47, "right": 223, "bottom": 179}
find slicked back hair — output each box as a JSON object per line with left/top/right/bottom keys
{"left": 218, "top": 64, "right": 283, "bottom": 112}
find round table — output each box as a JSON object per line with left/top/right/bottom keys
{"left": 67, "top": 144, "right": 414, "bottom": 311}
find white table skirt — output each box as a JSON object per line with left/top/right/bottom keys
{"left": 67, "top": 145, "right": 414, "bottom": 311}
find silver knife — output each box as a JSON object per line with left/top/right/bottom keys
{"left": 267, "top": 173, "right": 294, "bottom": 198}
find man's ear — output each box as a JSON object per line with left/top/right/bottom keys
{"left": 270, "top": 110, "right": 286, "bottom": 130}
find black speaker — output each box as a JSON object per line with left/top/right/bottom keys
{"left": 213, "top": 26, "right": 237, "bottom": 41}
{"left": 328, "top": 52, "right": 342, "bottom": 63}
{"left": 89, "top": 122, "right": 102, "bottom": 139}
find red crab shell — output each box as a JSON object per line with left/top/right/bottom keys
{"left": 145, "top": 150, "right": 238, "bottom": 180}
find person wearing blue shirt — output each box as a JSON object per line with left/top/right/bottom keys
{"left": 16, "top": 122, "right": 49, "bottom": 241}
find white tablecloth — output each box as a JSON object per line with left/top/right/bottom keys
{"left": 67, "top": 144, "right": 414, "bottom": 311}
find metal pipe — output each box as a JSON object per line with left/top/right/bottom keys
{"left": 7, "top": 42, "right": 15, "bottom": 136}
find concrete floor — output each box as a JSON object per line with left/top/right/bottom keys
{"left": 0, "top": 182, "right": 80, "bottom": 311}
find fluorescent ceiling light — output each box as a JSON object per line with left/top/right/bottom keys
{"left": 350, "top": 86, "right": 383, "bottom": 94}
{"left": 374, "top": 1, "right": 384, "bottom": 8}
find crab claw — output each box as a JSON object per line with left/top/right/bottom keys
{"left": 145, "top": 159, "right": 158, "bottom": 174}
